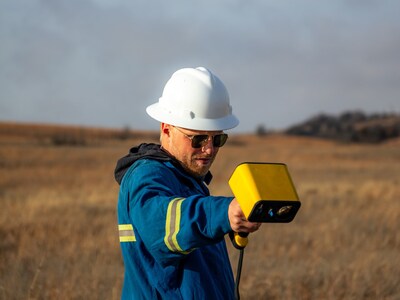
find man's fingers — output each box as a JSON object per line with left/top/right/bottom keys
{"left": 236, "top": 220, "right": 262, "bottom": 233}
{"left": 228, "top": 198, "right": 262, "bottom": 232}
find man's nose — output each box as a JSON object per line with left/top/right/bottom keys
{"left": 201, "top": 137, "right": 215, "bottom": 153}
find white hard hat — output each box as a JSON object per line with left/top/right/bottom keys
{"left": 146, "top": 67, "right": 239, "bottom": 131}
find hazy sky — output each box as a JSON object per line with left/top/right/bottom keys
{"left": 1, "top": 0, "right": 399, "bottom": 132}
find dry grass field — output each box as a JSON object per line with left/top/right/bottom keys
{"left": 0, "top": 122, "right": 399, "bottom": 300}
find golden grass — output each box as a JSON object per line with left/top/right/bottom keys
{"left": 1, "top": 123, "right": 399, "bottom": 299}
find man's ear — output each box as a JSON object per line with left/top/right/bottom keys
{"left": 161, "top": 123, "right": 171, "bottom": 136}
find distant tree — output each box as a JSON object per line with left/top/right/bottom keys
{"left": 255, "top": 124, "right": 268, "bottom": 136}
{"left": 119, "top": 125, "right": 132, "bottom": 140}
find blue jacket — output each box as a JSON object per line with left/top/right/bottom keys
{"left": 115, "top": 144, "right": 235, "bottom": 299}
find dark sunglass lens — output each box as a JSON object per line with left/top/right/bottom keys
{"left": 191, "top": 135, "right": 209, "bottom": 148}
{"left": 213, "top": 134, "right": 228, "bottom": 147}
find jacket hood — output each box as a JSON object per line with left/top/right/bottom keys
{"left": 114, "top": 143, "right": 212, "bottom": 185}
{"left": 114, "top": 143, "right": 172, "bottom": 185}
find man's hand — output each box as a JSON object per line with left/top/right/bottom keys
{"left": 228, "top": 198, "right": 261, "bottom": 233}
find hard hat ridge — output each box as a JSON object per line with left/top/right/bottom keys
{"left": 146, "top": 67, "right": 239, "bottom": 131}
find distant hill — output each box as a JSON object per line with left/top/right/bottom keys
{"left": 285, "top": 111, "right": 400, "bottom": 143}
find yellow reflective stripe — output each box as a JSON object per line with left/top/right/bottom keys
{"left": 119, "top": 224, "right": 133, "bottom": 231}
{"left": 120, "top": 236, "right": 135, "bottom": 242}
{"left": 164, "top": 197, "right": 190, "bottom": 253}
{"left": 119, "top": 224, "right": 136, "bottom": 242}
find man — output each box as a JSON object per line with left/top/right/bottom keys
{"left": 114, "top": 67, "right": 261, "bottom": 299}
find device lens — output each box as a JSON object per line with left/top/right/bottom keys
{"left": 277, "top": 206, "right": 293, "bottom": 217}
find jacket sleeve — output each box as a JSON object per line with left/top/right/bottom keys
{"left": 120, "top": 159, "right": 233, "bottom": 266}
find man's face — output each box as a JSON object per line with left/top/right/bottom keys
{"left": 161, "top": 124, "right": 224, "bottom": 178}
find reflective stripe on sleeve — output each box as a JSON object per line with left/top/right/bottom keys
{"left": 164, "top": 197, "right": 191, "bottom": 254}
{"left": 119, "top": 224, "right": 136, "bottom": 242}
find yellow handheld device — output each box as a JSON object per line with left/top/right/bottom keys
{"left": 229, "top": 162, "right": 301, "bottom": 223}
{"left": 229, "top": 162, "right": 301, "bottom": 249}
{"left": 229, "top": 162, "right": 301, "bottom": 298}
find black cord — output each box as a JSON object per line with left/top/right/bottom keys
{"left": 234, "top": 248, "right": 245, "bottom": 300}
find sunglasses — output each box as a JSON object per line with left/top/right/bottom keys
{"left": 173, "top": 126, "right": 228, "bottom": 148}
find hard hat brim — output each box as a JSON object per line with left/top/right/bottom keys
{"left": 146, "top": 102, "right": 239, "bottom": 131}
